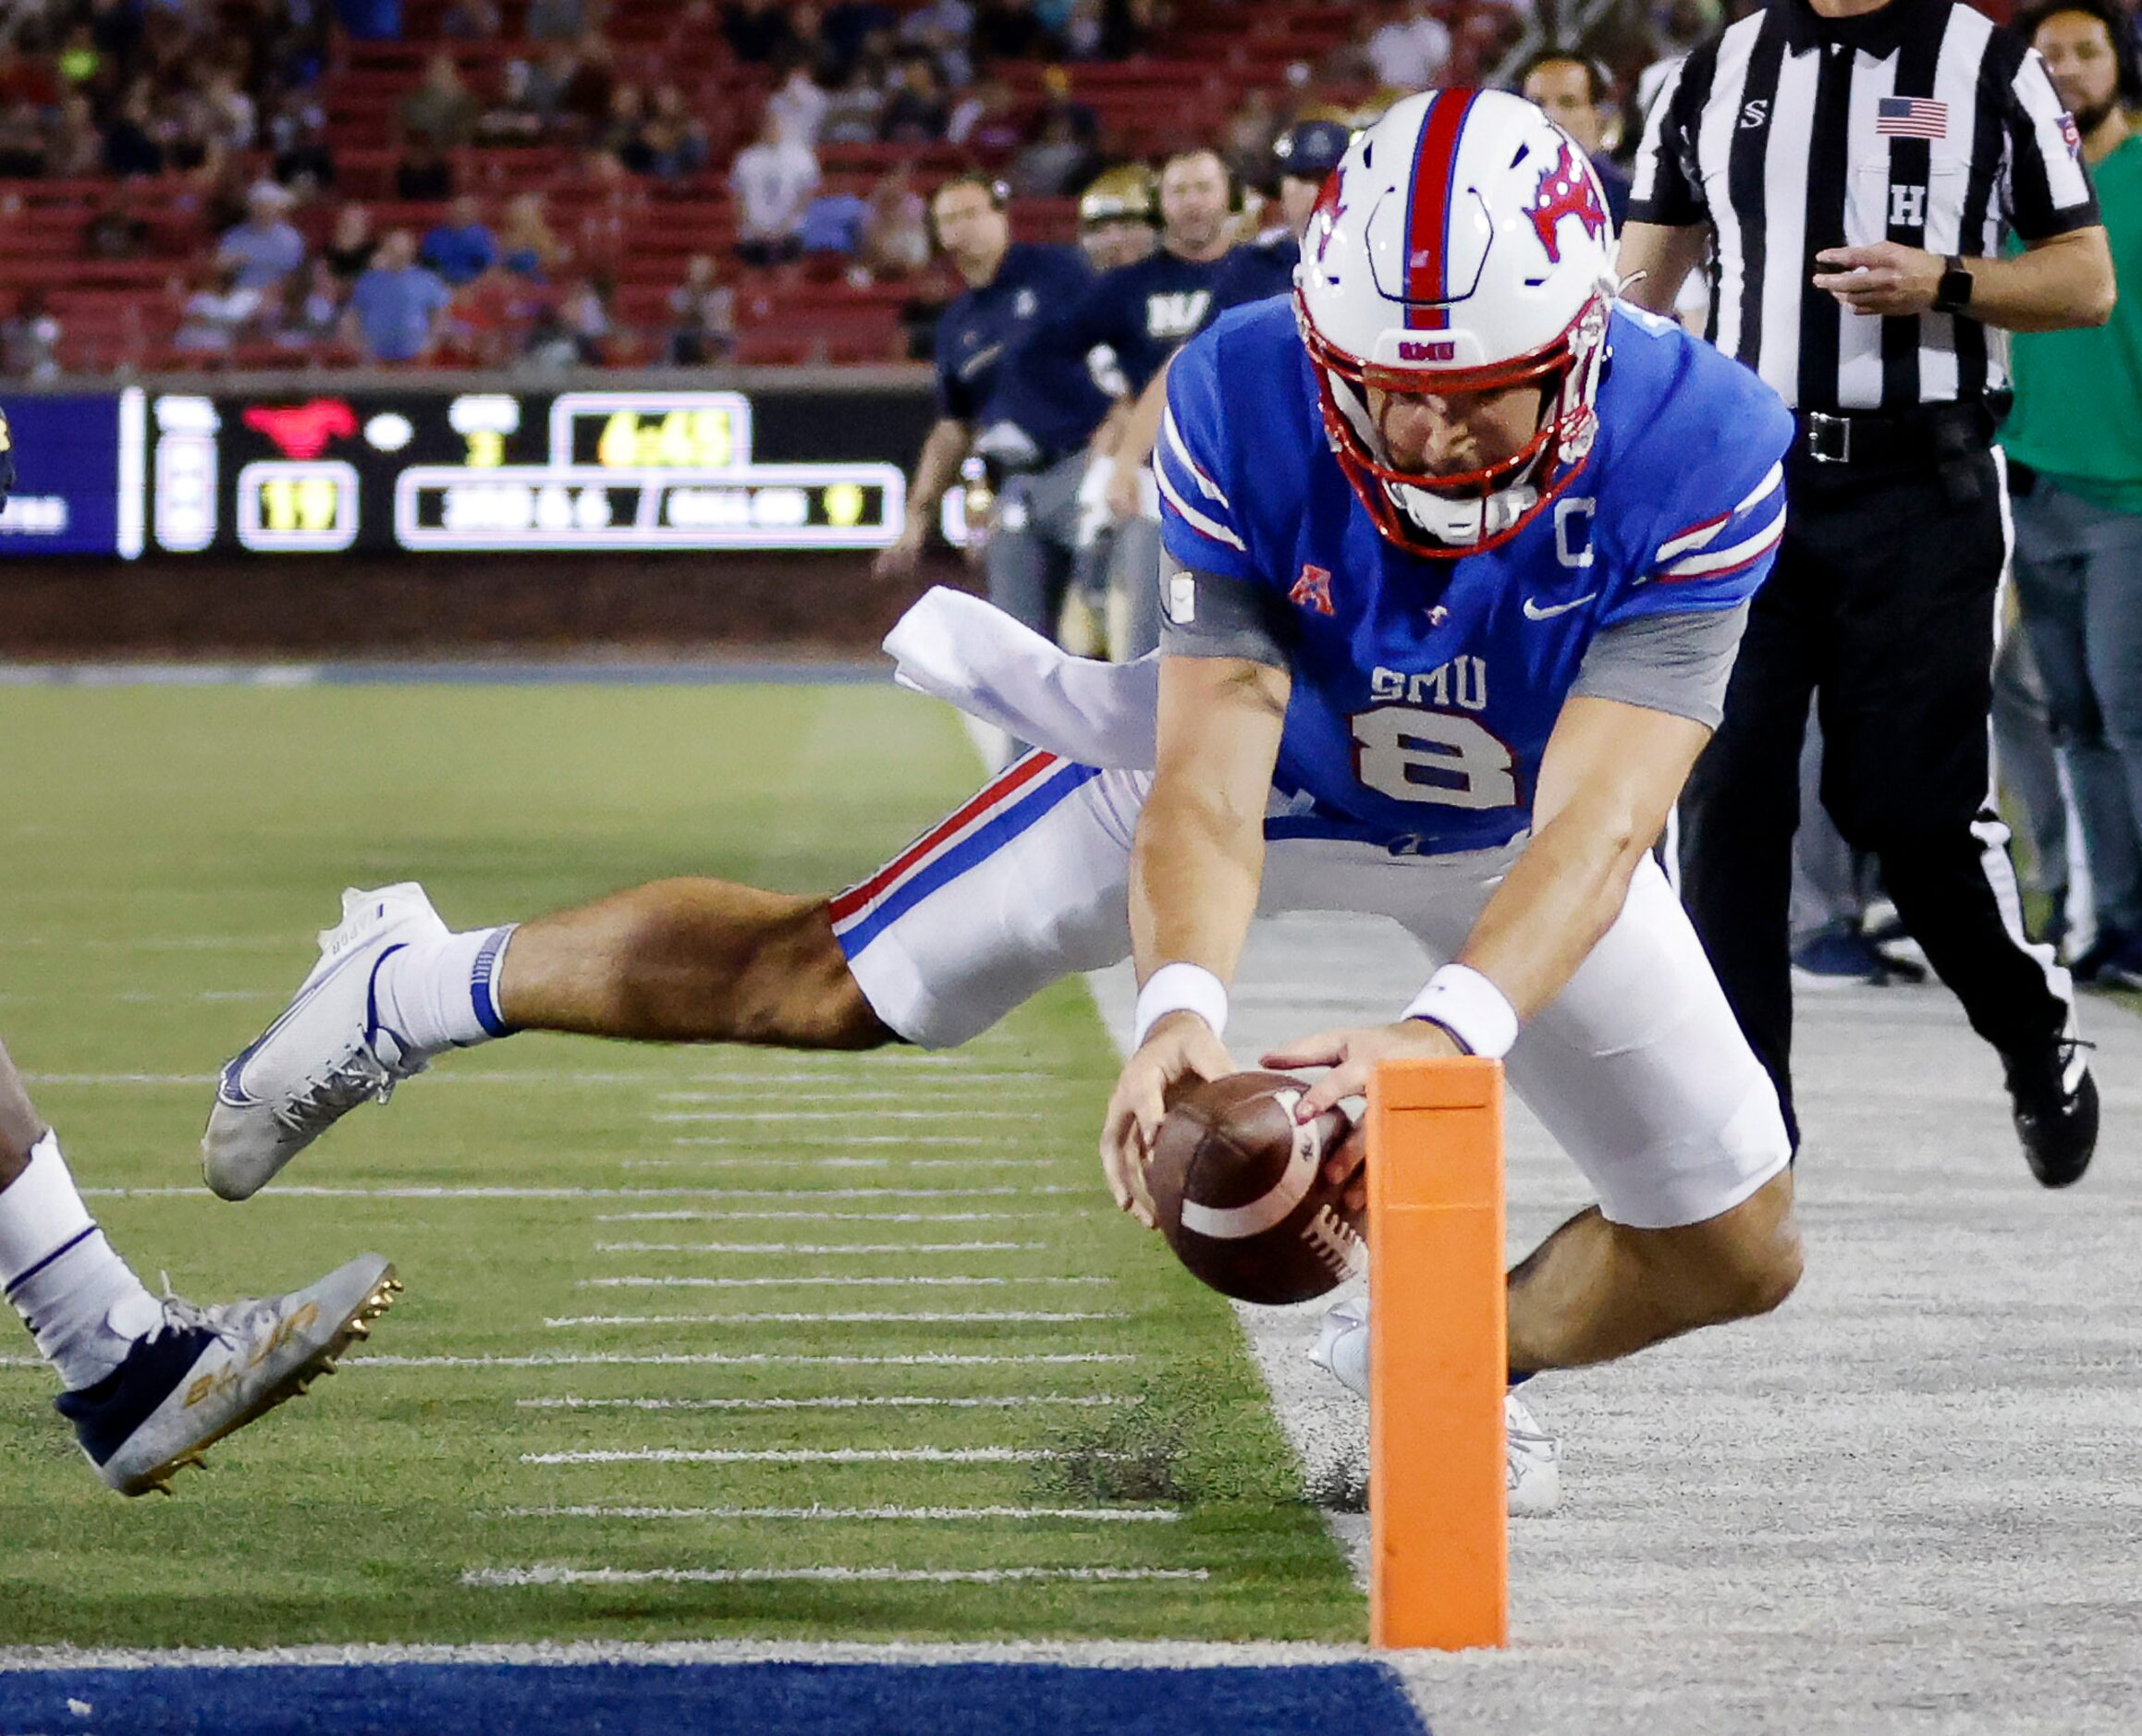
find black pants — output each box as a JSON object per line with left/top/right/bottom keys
{"left": 1677, "top": 446, "right": 2071, "bottom": 1148}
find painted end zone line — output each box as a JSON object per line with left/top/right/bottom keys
{"left": 465, "top": 1565, "right": 1208, "bottom": 1586}
{"left": 543, "top": 1310, "right": 1122, "bottom": 1326}
{"left": 493, "top": 1503, "right": 1179, "bottom": 1522}
{"left": 514, "top": 1395, "right": 1120, "bottom": 1412}
{"left": 520, "top": 1447, "right": 1100, "bottom": 1465}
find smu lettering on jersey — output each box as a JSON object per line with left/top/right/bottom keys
{"left": 1156, "top": 297, "right": 1793, "bottom": 856}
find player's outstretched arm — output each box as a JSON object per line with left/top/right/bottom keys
{"left": 1099, "top": 653, "right": 1289, "bottom": 1224}
{"left": 1281, "top": 695, "right": 1711, "bottom": 1123}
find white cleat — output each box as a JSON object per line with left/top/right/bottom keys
{"left": 203, "top": 883, "right": 445, "bottom": 1201}
{"left": 1308, "top": 1295, "right": 1563, "bottom": 1516}
{"left": 1502, "top": 1390, "right": 1561, "bottom": 1518}
{"left": 55, "top": 1253, "right": 402, "bottom": 1495}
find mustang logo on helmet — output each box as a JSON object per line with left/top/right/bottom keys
{"left": 1526, "top": 142, "right": 1608, "bottom": 264}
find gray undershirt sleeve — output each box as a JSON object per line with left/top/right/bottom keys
{"left": 1157, "top": 563, "right": 1292, "bottom": 669}
{"left": 1569, "top": 602, "right": 1751, "bottom": 729}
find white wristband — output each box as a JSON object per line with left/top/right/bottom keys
{"left": 1401, "top": 964, "right": 1519, "bottom": 1059}
{"left": 1133, "top": 962, "right": 1229, "bottom": 1049}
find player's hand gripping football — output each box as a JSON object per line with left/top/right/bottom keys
{"left": 1100, "top": 1011, "right": 1234, "bottom": 1229}
{"left": 1262, "top": 1020, "right": 1466, "bottom": 1213}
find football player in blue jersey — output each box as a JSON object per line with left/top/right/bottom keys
{"left": 1108, "top": 88, "right": 1804, "bottom": 1404}
{"left": 207, "top": 92, "right": 1805, "bottom": 1512}
{"left": 0, "top": 406, "right": 398, "bottom": 1495}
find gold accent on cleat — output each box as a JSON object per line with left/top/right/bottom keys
{"left": 107, "top": 1260, "right": 402, "bottom": 1498}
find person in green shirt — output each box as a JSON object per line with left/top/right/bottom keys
{"left": 2006, "top": 0, "right": 2142, "bottom": 982}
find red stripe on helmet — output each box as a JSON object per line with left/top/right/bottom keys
{"left": 1402, "top": 90, "right": 1478, "bottom": 332}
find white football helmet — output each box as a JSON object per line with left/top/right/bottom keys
{"left": 1294, "top": 89, "right": 1618, "bottom": 557}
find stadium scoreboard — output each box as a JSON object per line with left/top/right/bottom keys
{"left": 0, "top": 387, "right": 909, "bottom": 558}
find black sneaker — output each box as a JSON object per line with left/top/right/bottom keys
{"left": 2003, "top": 1033, "right": 2098, "bottom": 1189}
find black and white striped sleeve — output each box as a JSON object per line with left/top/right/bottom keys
{"left": 2000, "top": 43, "right": 2100, "bottom": 239}
{"left": 1626, "top": 52, "right": 1710, "bottom": 227}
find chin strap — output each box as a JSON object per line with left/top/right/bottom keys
{"left": 1386, "top": 476, "right": 1541, "bottom": 546}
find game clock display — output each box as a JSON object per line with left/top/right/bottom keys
{"left": 141, "top": 388, "right": 906, "bottom": 556}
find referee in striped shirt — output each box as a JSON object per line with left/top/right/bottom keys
{"left": 1621, "top": 0, "right": 2116, "bottom": 1185}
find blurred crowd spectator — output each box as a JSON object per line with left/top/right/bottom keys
{"left": 0, "top": 0, "right": 1773, "bottom": 379}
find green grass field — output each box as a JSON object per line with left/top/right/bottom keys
{"left": 0, "top": 682, "right": 1362, "bottom": 1648}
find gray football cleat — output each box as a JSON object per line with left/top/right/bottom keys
{"left": 54, "top": 1253, "right": 399, "bottom": 1496}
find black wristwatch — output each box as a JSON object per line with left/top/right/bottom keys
{"left": 1932, "top": 254, "right": 1974, "bottom": 315}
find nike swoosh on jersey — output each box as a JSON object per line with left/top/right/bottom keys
{"left": 1522, "top": 592, "right": 1598, "bottom": 620}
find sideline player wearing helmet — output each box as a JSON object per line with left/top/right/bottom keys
{"left": 1078, "top": 164, "right": 1160, "bottom": 273}
{"left": 206, "top": 92, "right": 1804, "bottom": 1513}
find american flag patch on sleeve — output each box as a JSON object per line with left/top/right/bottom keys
{"left": 1876, "top": 97, "right": 1948, "bottom": 140}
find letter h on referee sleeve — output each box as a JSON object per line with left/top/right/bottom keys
{"left": 1367, "top": 1057, "right": 1508, "bottom": 1650}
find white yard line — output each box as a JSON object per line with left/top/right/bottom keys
{"left": 491, "top": 1504, "right": 1178, "bottom": 1522}
{"left": 594, "top": 1211, "right": 1071, "bottom": 1223}
{"left": 592, "top": 1241, "right": 1045, "bottom": 1253}
{"left": 23, "top": 1066, "right": 1064, "bottom": 1089}
{"left": 465, "top": 1565, "right": 1207, "bottom": 1587}
{"left": 0, "top": 1638, "right": 1370, "bottom": 1669}
{"left": 543, "top": 1311, "right": 1123, "bottom": 1326}
{"left": 655, "top": 1110, "right": 1047, "bottom": 1124}
{"left": 656, "top": 1087, "right": 1075, "bottom": 1103}
{"left": 514, "top": 1395, "right": 1120, "bottom": 1412}
{"left": 520, "top": 1448, "right": 1096, "bottom": 1465}
{"left": 336, "top": 1352, "right": 1135, "bottom": 1369}
{"left": 80, "top": 1185, "right": 1083, "bottom": 1201}
{"left": 573, "top": 1276, "right": 1110, "bottom": 1289}
{"left": 667, "top": 1136, "right": 1006, "bottom": 1148}
{"left": 624, "top": 1157, "right": 1037, "bottom": 1169}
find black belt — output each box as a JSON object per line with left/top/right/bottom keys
{"left": 1794, "top": 397, "right": 2007, "bottom": 468}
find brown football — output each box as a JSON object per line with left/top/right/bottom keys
{"left": 1145, "top": 1070, "right": 1365, "bottom": 1306}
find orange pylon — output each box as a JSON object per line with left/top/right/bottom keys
{"left": 1366, "top": 1056, "right": 1508, "bottom": 1650}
